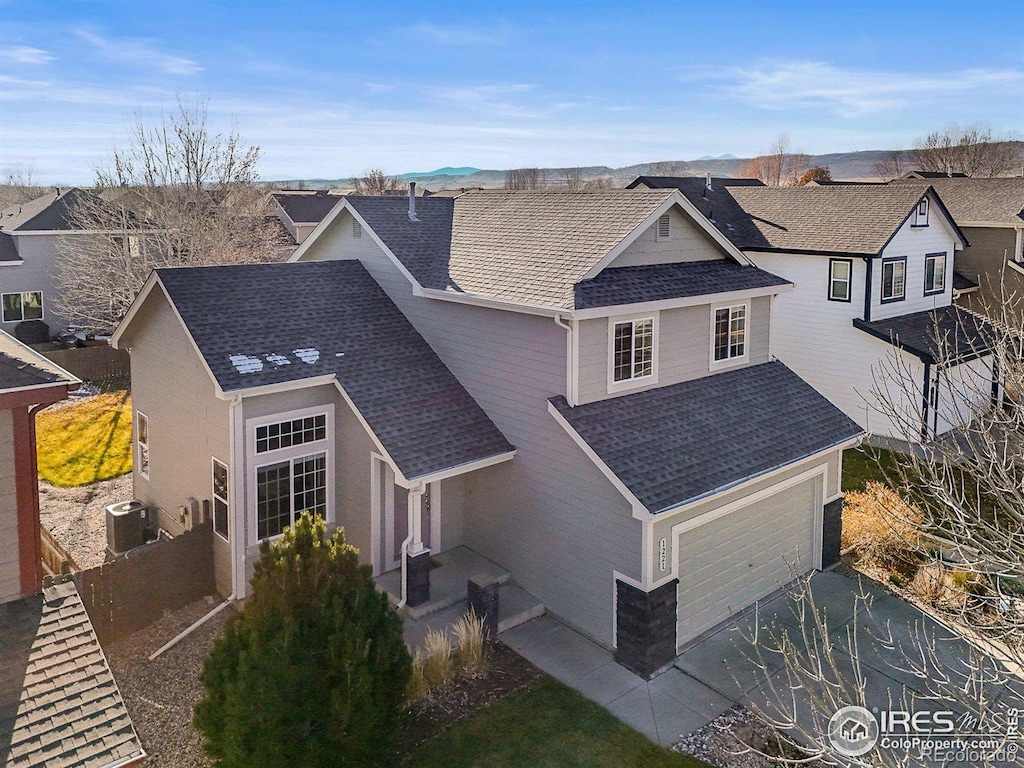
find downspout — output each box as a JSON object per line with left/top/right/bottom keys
{"left": 228, "top": 394, "right": 246, "bottom": 600}
{"left": 395, "top": 480, "right": 425, "bottom": 610}
{"left": 554, "top": 315, "right": 574, "bottom": 405}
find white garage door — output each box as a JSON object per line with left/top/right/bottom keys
{"left": 676, "top": 477, "right": 819, "bottom": 646}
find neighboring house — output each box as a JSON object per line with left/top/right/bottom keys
{"left": 112, "top": 188, "right": 861, "bottom": 677}
{"left": 890, "top": 178, "right": 1024, "bottom": 321}
{"left": 0, "top": 189, "right": 93, "bottom": 338}
{"left": 0, "top": 331, "right": 79, "bottom": 602}
{"left": 271, "top": 190, "right": 342, "bottom": 244}
{"left": 657, "top": 177, "right": 997, "bottom": 442}
{"left": 902, "top": 170, "right": 970, "bottom": 179}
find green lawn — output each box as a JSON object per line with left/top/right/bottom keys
{"left": 36, "top": 391, "right": 133, "bottom": 486}
{"left": 842, "top": 446, "right": 902, "bottom": 492}
{"left": 405, "top": 676, "right": 710, "bottom": 768}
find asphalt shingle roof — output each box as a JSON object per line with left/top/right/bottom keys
{"left": 0, "top": 189, "right": 87, "bottom": 232}
{"left": 155, "top": 260, "right": 513, "bottom": 480}
{"left": 573, "top": 261, "right": 791, "bottom": 310}
{"left": 853, "top": 305, "right": 996, "bottom": 364}
{"left": 669, "top": 180, "right": 942, "bottom": 255}
{"left": 0, "top": 581, "right": 144, "bottom": 768}
{"left": 891, "top": 178, "right": 1024, "bottom": 224}
{"left": 953, "top": 270, "right": 979, "bottom": 292}
{"left": 0, "top": 331, "right": 77, "bottom": 392}
{"left": 348, "top": 190, "right": 682, "bottom": 310}
{"left": 550, "top": 361, "right": 862, "bottom": 514}
{"left": 272, "top": 191, "right": 341, "bottom": 224}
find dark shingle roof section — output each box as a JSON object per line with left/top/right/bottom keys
{"left": 853, "top": 305, "right": 996, "bottom": 364}
{"left": 156, "top": 261, "right": 513, "bottom": 479}
{"left": 670, "top": 180, "right": 955, "bottom": 255}
{"left": 0, "top": 233, "right": 18, "bottom": 262}
{"left": 953, "top": 270, "right": 979, "bottom": 292}
{"left": 272, "top": 191, "right": 341, "bottom": 224}
{"left": 349, "top": 190, "right": 685, "bottom": 310}
{"left": 0, "top": 188, "right": 88, "bottom": 232}
{"left": 550, "top": 361, "right": 862, "bottom": 514}
{"left": 891, "top": 178, "right": 1024, "bottom": 224}
{"left": 0, "top": 332, "right": 76, "bottom": 392}
{"left": 0, "top": 582, "right": 144, "bottom": 768}
{"left": 574, "top": 261, "right": 791, "bottom": 310}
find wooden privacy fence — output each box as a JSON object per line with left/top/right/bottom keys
{"left": 73, "top": 522, "right": 217, "bottom": 645}
{"left": 40, "top": 527, "right": 78, "bottom": 576}
{"left": 36, "top": 345, "right": 129, "bottom": 383}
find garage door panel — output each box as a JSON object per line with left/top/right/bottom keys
{"left": 676, "top": 478, "right": 818, "bottom": 645}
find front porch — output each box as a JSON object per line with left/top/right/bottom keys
{"left": 376, "top": 546, "right": 545, "bottom": 649}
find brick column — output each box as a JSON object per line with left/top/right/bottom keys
{"left": 614, "top": 578, "right": 678, "bottom": 678}
{"left": 406, "top": 550, "right": 430, "bottom": 607}
{"left": 822, "top": 498, "right": 843, "bottom": 569}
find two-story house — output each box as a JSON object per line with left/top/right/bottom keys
{"left": 655, "top": 178, "right": 997, "bottom": 443}
{"left": 111, "top": 188, "right": 861, "bottom": 676}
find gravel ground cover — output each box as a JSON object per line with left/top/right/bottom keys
{"left": 39, "top": 473, "right": 130, "bottom": 569}
{"left": 105, "top": 595, "right": 231, "bottom": 768}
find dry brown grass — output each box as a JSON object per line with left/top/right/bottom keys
{"left": 842, "top": 481, "right": 922, "bottom": 571}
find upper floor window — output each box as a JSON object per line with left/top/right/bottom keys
{"left": 655, "top": 214, "right": 670, "bottom": 241}
{"left": 2, "top": 291, "right": 43, "bottom": 322}
{"left": 828, "top": 259, "right": 852, "bottom": 302}
{"left": 924, "top": 252, "right": 946, "bottom": 295}
{"left": 881, "top": 257, "right": 906, "bottom": 303}
{"left": 256, "top": 414, "right": 327, "bottom": 453}
{"left": 713, "top": 304, "right": 747, "bottom": 363}
{"left": 612, "top": 317, "right": 654, "bottom": 383}
{"left": 913, "top": 199, "right": 929, "bottom": 227}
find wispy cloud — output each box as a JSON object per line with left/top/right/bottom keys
{"left": 687, "top": 60, "right": 1024, "bottom": 116}
{"left": 427, "top": 82, "right": 540, "bottom": 118}
{"left": 0, "top": 45, "right": 53, "bottom": 65}
{"left": 402, "top": 21, "right": 507, "bottom": 47}
{"left": 75, "top": 29, "right": 202, "bottom": 75}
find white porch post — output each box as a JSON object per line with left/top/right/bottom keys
{"left": 408, "top": 483, "right": 427, "bottom": 555}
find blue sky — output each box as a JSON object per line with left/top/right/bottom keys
{"left": 1, "top": 0, "right": 1021, "bottom": 183}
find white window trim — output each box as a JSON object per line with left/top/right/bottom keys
{"left": 1, "top": 290, "right": 44, "bottom": 323}
{"left": 212, "top": 457, "right": 230, "bottom": 543}
{"left": 246, "top": 404, "right": 335, "bottom": 546}
{"left": 913, "top": 198, "right": 930, "bottom": 227}
{"left": 709, "top": 301, "right": 750, "bottom": 370}
{"left": 827, "top": 259, "right": 853, "bottom": 302}
{"left": 880, "top": 257, "right": 907, "bottom": 303}
{"left": 606, "top": 312, "right": 659, "bottom": 394}
{"left": 136, "top": 411, "right": 150, "bottom": 480}
{"left": 924, "top": 252, "right": 947, "bottom": 295}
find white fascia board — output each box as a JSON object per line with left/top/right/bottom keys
{"left": 286, "top": 196, "right": 348, "bottom": 262}
{"left": 110, "top": 271, "right": 160, "bottom": 348}
{"left": 415, "top": 286, "right": 563, "bottom": 317}
{"left": 570, "top": 283, "right": 793, "bottom": 321}
{"left": 0, "top": 379, "right": 77, "bottom": 396}
{"left": 409, "top": 449, "right": 517, "bottom": 485}
{"left": 958, "top": 220, "right": 1021, "bottom": 229}
{"left": 547, "top": 400, "right": 649, "bottom": 517}
{"left": 218, "top": 374, "right": 339, "bottom": 400}
{"left": 0, "top": 260, "right": 24, "bottom": 266}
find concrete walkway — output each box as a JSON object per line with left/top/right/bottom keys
{"left": 501, "top": 569, "right": 1016, "bottom": 748}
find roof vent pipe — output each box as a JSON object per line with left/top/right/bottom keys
{"left": 705, "top": 173, "right": 713, "bottom": 190}
{"left": 408, "top": 182, "right": 418, "bottom": 221}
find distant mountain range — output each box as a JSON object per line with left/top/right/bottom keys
{"left": 272, "top": 145, "right": 1024, "bottom": 191}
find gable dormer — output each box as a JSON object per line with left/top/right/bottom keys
{"left": 606, "top": 204, "right": 728, "bottom": 268}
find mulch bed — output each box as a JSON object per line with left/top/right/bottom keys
{"left": 394, "top": 640, "right": 545, "bottom": 758}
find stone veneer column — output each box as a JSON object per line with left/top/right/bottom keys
{"left": 614, "top": 578, "right": 678, "bottom": 678}
{"left": 821, "top": 498, "right": 844, "bottom": 569}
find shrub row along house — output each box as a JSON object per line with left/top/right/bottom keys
{"left": 113, "top": 186, "right": 867, "bottom": 676}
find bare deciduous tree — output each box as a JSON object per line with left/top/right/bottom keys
{"left": 55, "top": 97, "right": 285, "bottom": 332}
{"left": 873, "top": 148, "right": 908, "bottom": 181}
{"left": 739, "top": 289, "right": 1024, "bottom": 765}
{"left": 584, "top": 176, "right": 614, "bottom": 190}
{"left": 911, "top": 124, "right": 1023, "bottom": 178}
{"left": 0, "top": 164, "right": 45, "bottom": 209}
{"left": 505, "top": 167, "right": 545, "bottom": 190}
{"left": 645, "top": 161, "right": 682, "bottom": 176}
{"left": 559, "top": 167, "right": 585, "bottom": 192}
{"left": 353, "top": 168, "right": 400, "bottom": 195}
{"left": 741, "top": 135, "right": 808, "bottom": 186}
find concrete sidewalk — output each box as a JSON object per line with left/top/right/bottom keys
{"left": 501, "top": 569, "right": 1012, "bottom": 748}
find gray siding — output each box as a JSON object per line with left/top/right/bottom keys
{"left": 576, "top": 296, "right": 772, "bottom": 405}
{"left": 955, "top": 226, "right": 1024, "bottom": 322}
{"left": 0, "top": 409, "right": 19, "bottom": 602}
{"left": 0, "top": 233, "right": 74, "bottom": 337}
{"left": 301, "top": 209, "right": 643, "bottom": 647}
{"left": 610, "top": 207, "right": 724, "bottom": 267}
{"left": 120, "top": 291, "right": 233, "bottom": 595}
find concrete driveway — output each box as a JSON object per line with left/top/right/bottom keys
{"left": 501, "top": 569, "right": 1021, "bottom": 752}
